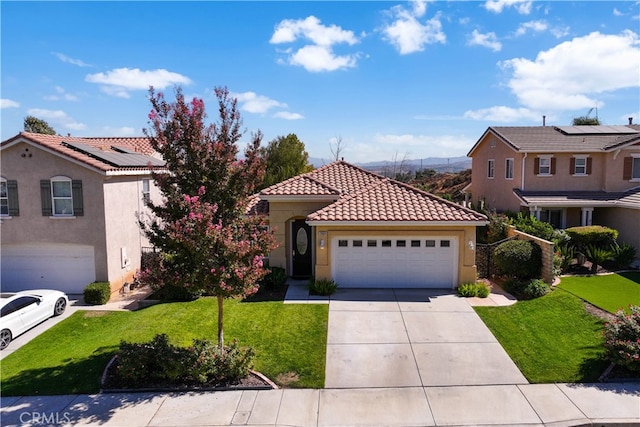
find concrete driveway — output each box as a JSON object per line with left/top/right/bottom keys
{"left": 325, "top": 288, "right": 528, "bottom": 388}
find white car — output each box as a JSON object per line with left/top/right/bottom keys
{"left": 0, "top": 290, "right": 68, "bottom": 350}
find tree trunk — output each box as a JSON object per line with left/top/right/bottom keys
{"left": 217, "top": 295, "right": 224, "bottom": 350}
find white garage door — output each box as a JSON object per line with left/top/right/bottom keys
{"left": 332, "top": 236, "right": 457, "bottom": 288}
{"left": 1, "top": 244, "right": 96, "bottom": 294}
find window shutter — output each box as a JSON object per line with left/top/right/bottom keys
{"left": 40, "top": 180, "right": 52, "bottom": 216}
{"left": 570, "top": 158, "right": 576, "bottom": 174}
{"left": 72, "top": 180, "right": 84, "bottom": 216}
{"left": 534, "top": 158, "right": 540, "bottom": 173}
{"left": 586, "top": 158, "right": 592, "bottom": 175}
{"left": 550, "top": 158, "right": 556, "bottom": 175}
{"left": 623, "top": 157, "right": 633, "bottom": 180}
{"left": 7, "top": 180, "right": 19, "bottom": 216}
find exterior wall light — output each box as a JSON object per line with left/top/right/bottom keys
{"left": 468, "top": 240, "right": 475, "bottom": 250}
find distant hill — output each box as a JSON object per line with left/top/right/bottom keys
{"left": 309, "top": 156, "right": 471, "bottom": 173}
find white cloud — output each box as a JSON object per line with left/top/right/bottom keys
{"left": 44, "top": 86, "right": 79, "bottom": 101}
{"left": 613, "top": 8, "right": 624, "bottom": 17}
{"left": 514, "top": 20, "right": 548, "bottom": 36}
{"left": 273, "top": 111, "right": 304, "bottom": 120}
{"left": 52, "top": 52, "right": 91, "bottom": 67}
{"left": 232, "top": 92, "right": 286, "bottom": 114}
{"left": 101, "top": 126, "right": 137, "bottom": 136}
{"left": 270, "top": 16, "right": 360, "bottom": 72}
{"left": 27, "top": 108, "right": 86, "bottom": 131}
{"left": 484, "top": 0, "right": 532, "bottom": 15}
{"left": 463, "top": 106, "right": 543, "bottom": 122}
{"left": 85, "top": 68, "right": 192, "bottom": 98}
{"left": 1, "top": 99, "right": 19, "bottom": 109}
{"left": 468, "top": 30, "right": 502, "bottom": 52}
{"left": 500, "top": 31, "right": 640, "bottom": 111}
{"left": 381, "top": 3, "right": 446, "bottom": 54}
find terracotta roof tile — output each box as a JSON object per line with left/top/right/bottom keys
{"left": 260, "top": 175, "right": 341, "bottom": 197}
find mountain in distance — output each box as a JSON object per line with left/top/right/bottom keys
{"left": 308, "top": 156, "right": 471, "bottom": 173}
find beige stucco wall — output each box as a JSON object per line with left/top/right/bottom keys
{"left": 312, "top": 225, "right": 479, "bottom": 286}
{"left": 522, "top": 153, "right": 605, "bottom": 191}
{"left": 604, "top": 145, "right": 640, "bottom": 192}
{"left": 0, "top": 142, "right": 109, "bottom": 282}
{"left": 470, "top": 134, "right": 523, "bottom": 212}
{"left": 597, "top": 207, "right": 640, "bottom": 251}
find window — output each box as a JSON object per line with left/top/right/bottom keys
{"left": 353, "top": 240, "right": 363, "bottom": 247}
{"left": 440, "top": 240, "right": 451, "bottom": 248}
{"left": 396, "top": 240, "right": 406, "bottom": 247}
{"left": 505, "top": 158, "right": 514, "bottom": 180}
{"left": 142, "top": 179, "right": 150, "bottom": 203}
{"left": 425, "top": 240, "right": 436, "bottom": 247}
{"left": 411, "top": 240, "right": 421, "bottom": 247}
{"left": 574, "top": 157, "right": 587, "bottom": 175}
{"left": 487, "top": 159, "right": 494, "bottom": 179}
{"left": 0, "top": 178, "right": 18, "bottom": 217}
{"left": 338, "top": 240, "right": 348, "bottom": 247}
{"left": 367, "top": 240, "right": 377, "bottom": 247}
{"left": 41, "top": 177, "right": 83, "bottom": 217}
{"left": 635, "top": 158, "right": 640, "bottom": 180}
{"left": 381, "top": 240, "right": 392, "bottom": 247}
{"left": 538, "top": 157, "right": 551, "bottom": 175}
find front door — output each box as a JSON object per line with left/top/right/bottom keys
{"left": 292, "top": 220, "right": 312, "bottom": 278}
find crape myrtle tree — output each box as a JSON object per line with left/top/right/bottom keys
{"left": 137, "top": 86, "right": 278, "bottom": 348}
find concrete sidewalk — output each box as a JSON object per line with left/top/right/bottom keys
{"left": 2, "top": 382, "right": 639, "bottom": 426}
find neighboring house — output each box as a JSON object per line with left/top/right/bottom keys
{"left": 466, "top": 123, "right": 640, "bottom": 250}
{"left": 249, "top": 161, "right": 487, "bottom": 288}
{"left": 0, "top": 132, "right": 164, "bottom": 295}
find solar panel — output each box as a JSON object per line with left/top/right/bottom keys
{"left": 555, "top": 125, "right": 638, "bottom": 135}
{"left": 62, "top": 141, "right": 165, "bottom": 167}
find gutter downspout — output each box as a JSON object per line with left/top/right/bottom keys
{"left": 521, "top": 153, "right": 528, "bottom": 191}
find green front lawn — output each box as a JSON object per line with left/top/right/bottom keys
{"left": 558, "top": 271, "right": 640, "bottom": 314}
{"left": 0, "top": 297, "right": 328, "bottom": 396}
{"left": 475, "top": 289, "right": 607, "bottom": 383}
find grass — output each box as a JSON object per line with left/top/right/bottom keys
{"left": 0, "top": 297, "right": 328, "bottom": 396}
{"left": 557, "top": 271, "right": 640, "bottom": 314}
{"left": 475, "top": 289, "right": 608, "bottom": 383}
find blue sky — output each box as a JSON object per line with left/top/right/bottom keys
{"left": 2, "top": 1, "right": 639, "bottom": 163}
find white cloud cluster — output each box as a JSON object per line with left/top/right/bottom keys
{"left": 27, "top": 108, "right": 86, "bottom": 131}
{"left": 381, "top": 1, "right": 446, "bottom": 55}
{"left": 232, "top": 91, "right": 303, "bottom": 120}
{"left": 514, "top": 20, "right": 569, "bottom": 38}
{"left": 484, "top": 0, "right": 532, "bottom": 15}
{"left": 465, "top": 30, "right": 640, "bottom": 122}
{"left": 270, "top": 16, "right": 360, "bottom": 72}
{"left": 52, "top": 52, "right": 91, "bottom": 67}
{"left": 85, "top": 68, "right": 192, "bottom": 98}
{"left": 44, "top": 86, "right": 79, "bottom": 102}
{"left": 468, "top": 30, "right": 502, "bottom": 52}
{"left": 1, "top": 99, "right": 19, "bottom": 109}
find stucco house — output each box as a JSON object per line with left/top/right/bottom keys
{"left": 0, "top": 132, "right": 164, "bottom": 295}
{"left": 250, "top": 161, "right": 487, "bottom": 288}
{"left": 465, "top": 123, "right": 640, "bottom": 250}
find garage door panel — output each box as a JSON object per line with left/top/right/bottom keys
{"left": 332, "top": 236, "right": 457, "bottom": 288}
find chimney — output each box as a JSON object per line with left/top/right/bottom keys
{"left": 542, "top": 115, "right": 546, "bottom": 127}
{"left": 629, "top": 117, "right": 633, "bottom": 125}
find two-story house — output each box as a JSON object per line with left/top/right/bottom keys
{"left": 466, "top": 123, "right": 640, "bottom": 250}
{"left": 0, "top": 132, "right": 164, "bottom": 296}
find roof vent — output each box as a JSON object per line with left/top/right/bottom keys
{"left": 629, "top": 117, "right": 634, "bottom": 125}
{"left": 542, "top": 115, "right": 546, "bottom": 126}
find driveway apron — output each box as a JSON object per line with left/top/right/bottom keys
{"left": 325, "top": 288, "right": 528, "bottom": 388}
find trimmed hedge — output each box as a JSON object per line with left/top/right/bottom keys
{"left": 565, "top": 226, "right": 618, "bottom": 252}
{"left": 493, "top": 239, "right": 542, "bottom": 280}
{"left": 83, "top": 282, "right": 111, "bottom": 305}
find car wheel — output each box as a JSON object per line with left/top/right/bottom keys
{"left": 54, "top": 298, "right": 67, "bottom": 316}
{"left": 0, "top": 329, "right": 12, "bottom": 350}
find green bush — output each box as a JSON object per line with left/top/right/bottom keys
{"left": 493, "top": 239, "right": 542, "bottom": 280}
{"left": 509, "top": 212, "right": 555, "bottom": 241}
{"left": 612, "top": 242, "right": 637, "bottom": 269}
{"left": 309, "top": 278, "right": 338, "bottom": 295}
{"left": 457, "top": 282, "right": 491, "bottom": 298}
{"left": 83, "top": 282, "right": 111, "bottom": 305}
{"left": 553, "top": 243, "right": 575, "bottom": 276}
{"left": 151, "top": 283, "right": 203, "bottom": 301}
{"left": 603, "top": 306, "right": 640, "bottom": 373}
{"left": 584, "top": 244, "right": 615, "bottom": 273}
{"left": 115, "top": 334, "right": 255, "bottom": 388}
{"left": 522, "top": 279, "right": 551, "bottom": 299}
{"left": 565, "top": 226, "right": 619, "bottom": 253}
{"left": 259, "top": 267, "right": 287, "bottom": 289}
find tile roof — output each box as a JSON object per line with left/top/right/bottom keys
{"left": 514, "top": 188, "right": 640, "bottom": 209}
{"left": 257, "top": 160, "right": 487, "bottom": 224}
{"left": 469, "top": 125, "right": 640, "bottom": 155}
{"left": 1, "top": 132, "right": 162, "bottom": 173}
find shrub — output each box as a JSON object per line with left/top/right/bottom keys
{"left": 259, "top": 267, "right": 287, "bottom": 289}
{"left": 584, "top": 244, "right": 614, "bottom": 273}
{"left": 509, "top": 212, "right": 555, "bottom": 241}
{"left": 566, "top": 226, "right": 619, "bottom": 253}
{"left": 553, "top": 244, "right": 575, "bottom": 276}
{"left": 457, "top": 282, "right": 491, "bottom": 298}
{"left": 477, "top": 211, "right": 509, "bottom": 244}
{"left": 522, "top": 279, "right": 550, "bottom": 299}
{"left": 503, "top": 277, "right": 525, "bottom": 296}
{"left": 603, "top": 306, "right": 640, "bottom": 373}
{"left": 309, "top": 278, "right": 338, "bottom": 295}
{"left": 612, "top": 242, "right": 637, "bottom": 269}
{"left": 115, "top": 334, "right": 255, "bottom": 388}
{"left": 83, "top": 282, "right": 111, "bottom": 305}
{"left": 493, "top": 239, "right": 542, "bottom": 280}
